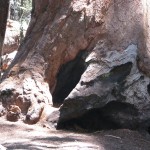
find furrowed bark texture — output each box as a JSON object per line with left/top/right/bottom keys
{"left": 0, "top": 0, "right": 150, "bottom": 130}
{"left": 0, "top": 0, "right": 10, "bottom": 74}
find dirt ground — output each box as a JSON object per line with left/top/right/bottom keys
{"left": 0, "top": 117, "right": 150, "bottom": 150}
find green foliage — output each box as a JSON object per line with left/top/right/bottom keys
{"left": 9, "top": 0, "right": 32, "bottom": 43}
{"left": 20, "top": 0, "right": 32, "bottom": 23}
{"left": 10, "top": 0, "right": 32, "bottom": 23}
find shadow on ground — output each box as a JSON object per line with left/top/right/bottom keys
{"left": 0, "top": 118, "right": 150, "bottom": 150}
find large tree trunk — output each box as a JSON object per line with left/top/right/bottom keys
{"left": 0, "top": 0, "right": 92, "bottom": 124}
{"left": 0, "top": 0, "right": 150, "bottom": 131}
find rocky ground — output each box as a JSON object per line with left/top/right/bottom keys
{"left": 0, "top": 117, "right": 150, "bottom": 150}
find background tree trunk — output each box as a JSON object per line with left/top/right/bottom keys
{"left": 0, "top": 0, "right": 10, "bottom": 79}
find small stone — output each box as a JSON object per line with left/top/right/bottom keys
{"left": 6, "top": 105, "right": 21, "bottom": 122}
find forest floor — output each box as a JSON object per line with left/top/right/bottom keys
{"left": 0, "top": 117, "right": 150, "bottom": 150}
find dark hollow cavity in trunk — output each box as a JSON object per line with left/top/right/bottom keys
{"left": 52, "top": 51, "right": 86, "bottom": 107}
{"left": 57, "top": 101, "right": 139, "bottom": 132}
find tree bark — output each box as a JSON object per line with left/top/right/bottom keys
{"left": 0, "top": 0, "right": 95, "bottom": 124}
{"left": 0, "top": 0, "right": 10, "bottom": 79}
{"left": 0, "top": 0, "right": 150, "bottom": 128}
